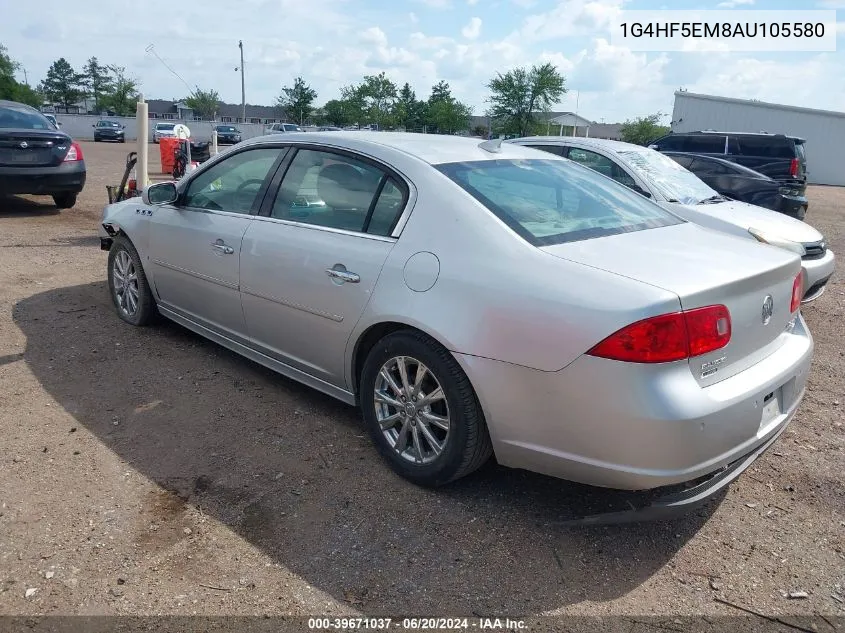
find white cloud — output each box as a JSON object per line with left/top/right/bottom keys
{"left": 461, "top": 17, "right": 482, "bottom": 39}
{"left": 511, "top": 0, "right": 626, "bottom": 43}
{"left": 467, "top": 0, "right": 480, "bottom": 4}
{"left": 415, "top": 0, "right": 452, "bottom": 7}
{"left": 716, "top": 0, "right": 753, "bottom": 7}
{"left": 409, "top": 12, "right": 419, "bottom": 23}
{"left": 512, "top": 0, "right": 538, "bottom": 7}
{"left": 360, "top": 26, "right": 388, "bottom": 48}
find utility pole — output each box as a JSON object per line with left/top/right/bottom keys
{"left": 239, "top": 40, "right": 246, "bottom": 123}
{"left": 22, "top": 67, "right": 28, "bottom": 86}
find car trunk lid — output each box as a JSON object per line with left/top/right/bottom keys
{"left": 541, "top": 222, "right": 801, "bottom": 387}
{"left": 0, "top": 129, "right": 72, "bottom": 167}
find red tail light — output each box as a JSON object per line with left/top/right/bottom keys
{"left": 63, "top": 142, "right": 83, "bottom": 162}
{"left": 587, "top": 305, "right": 731, "bottom": 364}
{"left": 790, "top": 272, "right": 803, "bottom": 312}
{"left": 789, "top": 157, "right": 799, "bottom": 177}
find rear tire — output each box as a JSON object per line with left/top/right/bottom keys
{"left": 107, "top": 235, "right": 157, "bottom": 326}
{"left": 360, "top": 330, "right": 493, "bottom": 486}
{"left": 52, "top": 193, "right": 76, "bottom": 209}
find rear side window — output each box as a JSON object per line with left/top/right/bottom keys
{"left": 684, "top": 135, "right": 726, "bottom": 153}
{"left": 690, "top": 158, "right": 732, "bottom": 174}
{"left": 271, "top": 149, "right": 406, "bottom": 235}
{"left": 436, "top": 159, "right": 681, "bottom": 246}
{"left": 735, "top": 136, "right": 796, "bottom": 158}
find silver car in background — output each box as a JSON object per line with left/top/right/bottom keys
{"left": 509, "top": 137, "right": 835, "bottom": 302}
{"left": 152, "top": 122, "right": 177, "bottom": 143}
{"left": 98, "top": 133, "right": 812, "bottom": 514}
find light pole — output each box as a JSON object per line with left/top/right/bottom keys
{"left": 238, "top": 41, "right": 245, "bottom": 123}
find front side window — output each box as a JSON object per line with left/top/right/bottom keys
{"left": 436, "top": 159, "right": 681, "bottom": 246}
{"left": 270, "top": 149, "right": 405, "bottom": 235}
{"left": 566, "top": 148, "right": 637, "bottom": 187}
{"left": 736, "top": 136, "right": 795, "bottom": 158}
{"left": 527, "top": 144, "right": 564, "bottom": 156}
{"left": 617, "top": 148, "right": 719, "bottom": 205}
{"left": 182, "top": 148, "right": 284, "bottom": 214}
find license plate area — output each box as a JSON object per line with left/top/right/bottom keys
{"left": 759, "top": 387, "right": 783, "bottom": 432}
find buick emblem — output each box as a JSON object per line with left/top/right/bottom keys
{"left": 19, "top": 141, "right": 28, "bottom": 149}
{"left": 761, "top": 295, "right": 774, "bottom": 325}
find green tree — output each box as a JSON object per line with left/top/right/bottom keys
{"left": 184, "top": 87, "right": 220, "bottom": 119}
{"left": 39, "top": 57, "right": 86, "bottom": 107}
{"left": 394, "top": 83, "right": 426, "bottom": 131}
{"left": 322, "top": 99, "right": 350, "bottom": 127}
{"left": 358, "top": 71, "right": 397, "bottom": 129}
{"left": 0, "top": 44, "right": 41, "bottom": 106}
{"left": 426, "top": 80, "right": 472, "bottom": 134}
{"left": 339, "top": 84, "right": 367, "bottom": 126}
{"left": 276, "top": 76, "right": 317, "bottom": 124}
{"left": 83, "top": 56, "right": 113, "bottom": 113}
{"left": 102, "top": 66, "right": 139, "bottom": 116}
{"left": 619, "top": 112, "right": 670, "bottom": 146}
{"left": 486, "top": 62, "right": 566, "bottom": 137}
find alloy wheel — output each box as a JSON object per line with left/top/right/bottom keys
{"left": 112, "top": 250, "right": 140, "bottom": 317}
{"left": 374, "top": 355, "right": 451, "bottom": 464}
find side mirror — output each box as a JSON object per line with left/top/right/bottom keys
{"left": 92, "top": 124, "right": 96, "bottom": 128}
{"left": 628, "top": 183, "right": 652, "bottom": 198}
{"left": 56, "top": 122, "right": 62, "bottom": 127}
{"left": 647, "top": 144, "right": 658, "bottom": 150}
{"left": 143, "top": 181, "right": 179, "bottom": 205}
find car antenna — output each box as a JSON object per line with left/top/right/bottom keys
{"left": 479, "top": 136, "right": 504, "bottom": 153}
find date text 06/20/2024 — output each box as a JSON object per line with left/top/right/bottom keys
{"left": 308, "top": 617, "right": 527, "bottom": 630}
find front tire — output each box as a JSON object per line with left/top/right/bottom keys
{"left": 107, "top": 235, "right": 157, "bottom": 326}
{"left": 52, "top": 193, "right": 76, "bottom": 209}
{"left": 360, "top": 330, "right": 493, "bottom": 486}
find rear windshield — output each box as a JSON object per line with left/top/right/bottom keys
{"left": 436, "top": 159, "right": 682, "bottom": 246}
{"left": 0, "top": 105, "right": 53, "bottom": 130}
{"left": 157, "top": 123, "right": 175, "bottom": 130}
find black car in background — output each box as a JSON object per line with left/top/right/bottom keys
{"left": 649, "top": 131, "right": 807, "bottom": 196}
{"left": 665, "top": 152, "right": 809, "bottom": 220}
{"left": 0, "top": 100, "right": 86, "bottom": 209}
{"left": 93, "top": 119, "right": 126, "bottom": 142}
{"left": 214, "top": 125, "right": 242, "bottom": 145}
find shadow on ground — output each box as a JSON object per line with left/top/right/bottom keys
{"left": 0, "top": 195, "right": 61, "bottom": 217}
{"left": 14, "top": 281, "right": 721, "bottom": 614}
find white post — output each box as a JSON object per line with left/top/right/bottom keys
{"left": 136, "top": 95, "right": 149, "bottom": 190}
{"left": 211, "top": 127, "right": 218, "bottom": 155}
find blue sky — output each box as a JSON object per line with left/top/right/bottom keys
{"left": 2, "top": 0, "right": 844, "bottom": 123}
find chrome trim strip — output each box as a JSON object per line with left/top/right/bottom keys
{"left": 241, "top": 285, "right": 344, "bottom": 322}
{"left": 151, "top": 259, "right": 239, "bottom": 290}
{"left": 157, "top": 305, "right": 355, "bottom": 405}
{"left": 249, "top": 215, "right": 396, "bottom": 243}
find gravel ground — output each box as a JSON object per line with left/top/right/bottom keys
{"left": 0, "top": 141, "right": 843, "bottom": 622}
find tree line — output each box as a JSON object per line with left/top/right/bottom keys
{"left": 3, "top": 43, "right": 668, "bottom": 144}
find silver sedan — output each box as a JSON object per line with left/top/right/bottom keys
{"left": 98, "top": 133, "right": 813, "bottom": 512}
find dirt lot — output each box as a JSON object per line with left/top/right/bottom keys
{"left": 0, "top": 141, "right": 843, "bottom": 623}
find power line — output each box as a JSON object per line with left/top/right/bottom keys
{"left": 144, "top": 44, "right": 194, "bottom": 94}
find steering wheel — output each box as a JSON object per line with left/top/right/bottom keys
{"left": 233, "top": 178, "right": 265, "bottom": 210}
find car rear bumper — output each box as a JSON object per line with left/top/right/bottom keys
{"left": 0, "top": 161, "right": 86, "bottom": 195}
{"left": 801, "top": 248, "right": 835, "bottom": 302}
{"left": 457, "top": 312, "right": 813, "bottom": 492}
{"left": 776, "top": 194, "right": 808, "bottom": 219}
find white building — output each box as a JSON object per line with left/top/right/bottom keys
{"left": 671, "top": 91, "right": 845, "bottom": 186}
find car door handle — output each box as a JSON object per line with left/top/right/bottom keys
{"left": 325, "top": 268, "right": 360, "bottom": 283}
{"left": 211, "top": 241, "right": 234, "bottom": 255}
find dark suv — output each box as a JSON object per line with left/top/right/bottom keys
{"left": 649, "top": 131, "right": 807, "bottom": 202}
